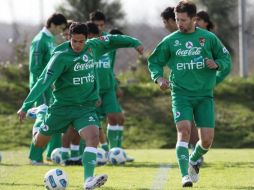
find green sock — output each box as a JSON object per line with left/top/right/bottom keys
{"left": 79, "top": 140, "right": 85, "bottom": 156}
{"left": 176, "top": 142, "right": 189, "bottom": 177}
{"left": 70, "top": 144, "right": 80, "bottom": 159}
{"left": 82, "top": 147, "right": 97, "bottom": 180}
{"left": 29, "top": 113, "right": 46, "bottom": 162}
{"left": 61, "top": 147, "right": 70, "bottom": 161}
{"left": 107, "top": 125, "right": 118, "bottom": 149}
{"left": 190, "top": 142, "right": 208, "bottom": 164}
{"left": 28, "top": 142, "right": 46, "bottom": 162}
{"left": 46, "top": 133, "right": 62, "bottom": 159}
{"left": 117, "top": 125, "right": 124, "bottom": 148}
{"left": 100, "top": 143, "right": 109, "bottom": 151}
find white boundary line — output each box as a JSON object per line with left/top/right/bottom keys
{"left": 150, "top": 164, "right": 171, "bottom": 190}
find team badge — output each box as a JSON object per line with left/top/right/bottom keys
{"left": 99, "top": 36, "right": 109, "bottom": 41}
{"left": 199, "top": 37, "right": 206, "bottom": 46}
{"left": 185, "top": 41, "right": 193, "bottom": 49}
{"left": 83, "top": 54, "right": 88, "bottom": 62}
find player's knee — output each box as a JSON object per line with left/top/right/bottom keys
{"left": 201, "top": 138, "right": 213, "bottom": 149}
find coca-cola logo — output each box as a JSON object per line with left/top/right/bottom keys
{"left": 74, "top": 62, "right": 94, "bottom": 71}
{"left": 176, "top": 47, "right": 202, "bottom": 56}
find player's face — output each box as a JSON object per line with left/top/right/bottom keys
{"left": 162, "top": 18, "right": 177, "bottom": 33}
{"left": 93, "top": 20, "right": 105, "bottom": 34}
{"left": 51, "top": 24, "right": 67, "bottom": 35}
{"left": 175, "top": 12, "right": 195, "bottom": 33}
{"left": 70, "top": 34, "right": 86, "bottom": 53}
{"left": 195, "top": 17, "right": 208, "bottom": 30}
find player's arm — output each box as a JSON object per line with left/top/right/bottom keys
{"left": 17, "top": 53, "right": 65, "bottom": 121}
{"left": 148, "top": 39, "right": 170, "bottom": 90}
{"left": 29, "top": 40, "right": 47, "bottom": 78}
{"left": 88, "top": 35, "right": 144, "bottom": 58}
{"left": 210, "top": 35, "right": 232, "bottom": 84}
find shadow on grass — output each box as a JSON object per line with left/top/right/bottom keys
{"left": 0, "top": 182, "right": 81, "bottom": 189}
{"left": 201, "top": 161, "right": 254, "bottom": 169}
{"left": 105, "top": 162, "right": 178, "bottom": 169}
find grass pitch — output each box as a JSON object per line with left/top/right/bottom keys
{"left": 0, "top": 149, "right": 253, "bottom": 190}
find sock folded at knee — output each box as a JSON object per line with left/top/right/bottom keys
{"left": 189, "top": 142, "right": 208, "bottom": 164}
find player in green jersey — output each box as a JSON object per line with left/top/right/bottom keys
{"left": 161, "top": 6, "right": 204, "bottom": 166}
{"left": 149, "top": 1, "right": 231, "bottom": 187}
{"left": 28, "top": 13, "right": 67, "bottom": 165}
{"left": 90, "top": 11, "right": 135, "bottom": 161}
{"left": 18, "top": 22, "right": 143, "bottom": 189}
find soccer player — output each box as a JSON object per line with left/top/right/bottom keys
{"left": 196, "top": 11, "right": 214, "bottom": 31}
{"left": 90, "top": 11, "right": 134, "bottom": 161}
{"left": 161, "top": 6, "right": 202, "bottom": 164}
{"left": 28, "top": 13, "right": 67, "bottom": 164}
{"left": 17, "top": 22, "right": 143, "bottom": 189}
{"left": 148, "top": 1, "right": 231, "bottom": 187}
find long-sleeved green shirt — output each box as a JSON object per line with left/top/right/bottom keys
{"left": 148, "top": 27, "right": 232, "bottom": 97}
{"left": 21, "top": 35, "right": 142, "bottom": 112}
{"left": 29, "top": 27, "right": 55, "bottom": 88}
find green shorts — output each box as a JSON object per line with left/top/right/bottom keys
{"left": 39, "top": 105, "right": 100, "bottom": 136}
{"left": 97, "top": 89, "right": 122, "bottom": 117}
{"left": 171, "top": 95, "right": 215, "bottom": 128}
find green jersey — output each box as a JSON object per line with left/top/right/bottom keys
{"left": 21, "top": 35, "right": 141, "bottom": 112}
{"left": 96, "top": 34, "right": 141, "bottom": 92}
{"left": 148, "top": 27, "right": 232, "bottom": 97}
{"left": 29, "top": 27, "right": 55, "bottom": 89}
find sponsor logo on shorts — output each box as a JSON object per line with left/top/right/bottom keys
{"left": 176, "top": 111, "right": 181, "bottom": 118}
{"left": 41, "top": 125, "right": 49, "bottom": 132}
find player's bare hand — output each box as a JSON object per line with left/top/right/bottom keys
{"left": 17, "top": 108, "right": 26, "bottom": 123}
{"left": 156, "top": 77, "right": 170, "bottom": 91}
{"left": 135, "top": 45, "right": 144, "bottom": 55}
{"left": 205, "top": 58, "right": 219, "bottom": 69}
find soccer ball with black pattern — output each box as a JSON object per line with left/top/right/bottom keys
{"left": 51, "top": 148, "right": 64, "bottom": 164}
{"left": 96, "top": 148, "right": 108, "bottom": 166}
{"left": 108, "top": 147, "right": 127, "bottom": 165}
{"left": 44, "top": 168, "right": 68, "bottom": 190}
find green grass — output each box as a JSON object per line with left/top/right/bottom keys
{"left": 0, "top": 149, "right": 253, "bottom": 190}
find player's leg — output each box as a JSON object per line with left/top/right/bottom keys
{"left": 172, "top": 95, "right": 193, "bottom": 187}
{"left": 73, "top": 110, "right": 107, "bottom": 189}
{"left": 28, "top": 111, "right": 47, "bottom": 164}
{"left": 189, "top": 97, "right": 215, "bottom": 183}
{"left": 46, "top": 133, "right": 62, "bottom": 161}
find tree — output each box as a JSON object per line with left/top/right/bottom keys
{"left": 194, "top": 0, "right": 238, "bottom": 54}
{"left": 56, "top": 0, "right": 125, "bottom": 28}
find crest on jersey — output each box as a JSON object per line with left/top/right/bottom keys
{"left": 41, "top": 125, "right": 49, "bottom": 132}
{"left": 176, "top": 111, "right": 181, "bottom": 118}
{"left": 185, "top": 41, "right": 193, "bottom": 49}
{"left": 199, "top": 37, "right": 206, "bottom": 46}
{"left": 99, "top": 36, "right": 109, "bottom": 41}
{"left": 83, "top": 54, "right": 88, "bottom": 62}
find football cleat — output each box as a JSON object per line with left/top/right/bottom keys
{"left": 188, "top": 162, "right": 200, "bottom": 183}
{"left": 84, "top": 174, "right": 108, "bottom": 190}
{"left": 182, "top": 175, "right": 193, "bottom": 187}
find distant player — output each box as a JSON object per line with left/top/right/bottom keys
{"left": 90, "top": 11, "right": 134, "bottom": 161}
{"left": 149, "top": 1, "right": 231, "bottom": 187}
{"left": 28, "top": 13, "right": 67, "bottom": 165}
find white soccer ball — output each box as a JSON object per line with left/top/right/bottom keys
{"left": 96, "top": 148, "right": 108, "bottom": 166}
{"left": 44, "top": 168, "right": 68, "bottom": 190}
{"left": 51, "top": 148, "right": 64, "bottom": 164}
{"left": 108, "top": 147, "right": 127, "bottom": 165}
